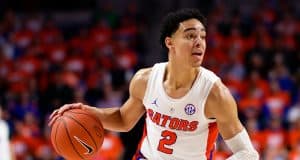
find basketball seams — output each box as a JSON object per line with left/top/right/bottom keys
{"left": 67, "top": 110, "right": 103, "bottom": 129}
{"left": 63, "top": 114, "right": 99, "bottom": 151}
{"left": 62, "top": 118, "right": 86, "bottom": 160}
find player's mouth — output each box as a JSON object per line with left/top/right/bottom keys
{"left": 192, "top": 52, "right": 203, "bottom": 57}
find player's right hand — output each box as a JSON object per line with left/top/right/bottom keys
{"left": 48, "top": 103, "right": 85, "bottom": 127}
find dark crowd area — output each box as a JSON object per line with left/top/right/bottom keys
{"left": 0, "top": 0, "right": 299, "bottom": 159}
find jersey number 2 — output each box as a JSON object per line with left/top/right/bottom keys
{"left": 157, "top": 130, "right": 177, "bottom": 154}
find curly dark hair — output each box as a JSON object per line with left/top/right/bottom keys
{"left": 159, "top": 8, "right": 207, "bottom": 50}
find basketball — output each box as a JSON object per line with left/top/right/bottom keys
{"left": 50, "top": 109, "right": 104, "bottom": 160}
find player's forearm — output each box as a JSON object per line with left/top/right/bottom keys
{"left": 96, "top": 107, "right": 130, "bottom": 132}
{"left": 225, "top": 129, "right": 259, "bottom": 160}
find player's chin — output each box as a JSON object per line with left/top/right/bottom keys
{"left": 191, "top": 60, "right": 202, "bottom": 67}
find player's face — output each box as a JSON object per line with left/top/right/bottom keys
{"left": 167, "top": 18, "right": 206, "bottom": 68}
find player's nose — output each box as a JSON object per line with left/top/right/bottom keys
{"left": 193, "top": 37, "right": 201, "bottom": 48}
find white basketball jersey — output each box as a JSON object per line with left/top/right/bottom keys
{"left": 0, "top": 120, "right": 11, "bottom": 160}
{"left": 137, "top": 62, "right": 220, "bottom": 160}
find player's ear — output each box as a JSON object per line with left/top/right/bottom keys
{"left": 165, "top": 37, "right": 174, "bottom": 50}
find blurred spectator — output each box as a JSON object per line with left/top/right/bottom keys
{"left": 262, "top": 117, "right": 289, "bottom": 160}
{"left": 263, "top": 80, "right": 290, "bottom": 118}
{"left": 93, "top": 131, "right": 124, "bottom": 160}
{"left": 288, "top": 140, "right": 300, "bottom": 160}
{"left": 263, "top": 117, "right": 287, "bottom": 151}
{"left": 288, "top": 115, "right": 300, "bottom": 151}
{"left": 245, "top": 118, "right": 265, "bottom": 154}
{"left": 263, "top": 146, "right": 288, "bottom": 160}
{"left": 34, "top": 124, "right": 57, "bottom": 160}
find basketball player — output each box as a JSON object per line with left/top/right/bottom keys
{"left": 0, "top": 105, "right": 13, "bottom": 160}
{"left": 49, "top": 8, "right": 259, "bottom": 159}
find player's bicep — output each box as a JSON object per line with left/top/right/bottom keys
{"left": 206, "top": 81, "right": 243, "bottom": 139}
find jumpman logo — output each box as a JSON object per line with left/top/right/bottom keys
{"left": 152, "top": 98, "right": 159, "bottom": 107}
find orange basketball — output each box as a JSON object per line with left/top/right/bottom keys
{"left": 50, "top": 108, "right": 104, "bottom": 160}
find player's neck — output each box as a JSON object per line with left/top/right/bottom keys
{"left": 164, "top": 63, "right": 199, "bottom": 90}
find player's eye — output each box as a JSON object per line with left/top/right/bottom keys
{"left": 185, "top": 33, "right": 197, "bottom": 40}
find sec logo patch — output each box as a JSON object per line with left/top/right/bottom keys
{"left": 185, "top": 104, "right": 196, "bottom": 115}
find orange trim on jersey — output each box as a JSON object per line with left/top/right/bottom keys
{"left": 132, "top": 123, "right": 147, "bottom": 160}
{"left": 206, "top": 122, "right": 218, "bottom": 159}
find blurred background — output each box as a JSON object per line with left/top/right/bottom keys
{"left": 0, "top": 0, "right": 299, "bottom": 159}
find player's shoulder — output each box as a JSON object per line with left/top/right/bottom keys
{"left": 130, "top": 67, "right": 152, "bottom": 89}
{"left": 134, "top": 67, "right": 152, "bottom": 79}
{"left": 129, "top": 67, "right": 153, "bottom": 97}
{"left": 209, "top": 80, "right": 232, "bottom": 102}
{"left": 132, "top": 67, "right": 153, "bottom": 84}
{"left": 200, "top": 66, "right": 220, "bottom": 82}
